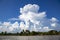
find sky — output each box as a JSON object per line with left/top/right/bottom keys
{"left": 0, "top": 0, "right": 60, "bottom": 33}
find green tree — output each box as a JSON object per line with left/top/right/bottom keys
{"left": 48, "top": 30, "right": 58, "bottom": 35}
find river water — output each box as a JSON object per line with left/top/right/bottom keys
{"left": 0, "top": 35, "right": 60, "bottom": 40}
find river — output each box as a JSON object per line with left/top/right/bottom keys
{"left": 0, "top": 35, "right": 60, "bottom": 40}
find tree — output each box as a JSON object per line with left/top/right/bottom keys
{"left": 48, "top": 30, "right": 58, "bottom": 35}
{"left": 4, "top": 31, "right": 7, "bottom": 35}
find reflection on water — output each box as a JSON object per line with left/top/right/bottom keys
{"left": 0, "top": 35, "right": 60, "bottom": 40}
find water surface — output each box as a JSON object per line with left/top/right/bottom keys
{"left": 0, "top": 35, "right": 60, "bottom": 40}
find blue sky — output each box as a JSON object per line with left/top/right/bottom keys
{"left": 0, "top": 0, "right": 60, "bottom": 22}
{"left": 0, "top": 0, "right": 60, "bottom": 32}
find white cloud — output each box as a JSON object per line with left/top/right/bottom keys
{"left": 20, "top": 4, "right": 39, "bottom": 13}
{"left": 8, "top": 18, "right": 20, "bottom": 21}
{"left": 0, "top": 4, "right": 60, "bottom": 32}
{"left": 50, "top": 17, "right": 59, "bottom": 27}
{"left": 20, "top": 22, "right": 25, "bottom": 30}
{"left": 51, "top": 23, "right": 56, "bottom": 27}
{"left": 19, "top": 4, "right": 50, "bottom": 32}
{"left": 12, "top": 22, "right": 19, "bottom": 29}
{"left": 0, "top": 22, "right": 20, "bottom": 32}
{"left": 43, "top": 27, "right": 49, "bottom": 29}
{"left": 50, "top": 17, "right": 58, "bottom": 22}
{"left": 0, "top": 22, "right": 12, "bottom": 32}
{"left": 8, "top": 22, "right": 19, "bottom": 32}
{"left": 19, "top": 4, "right": 60, "bottom": 32}
{"left": 42, "top": 26, "right": 53, "bottom": 32}
{"left": 3, "top": 22, "right": 11, "bottom": 26}
{"left": 9, "top": 27, "right": 14, "bottom": 32}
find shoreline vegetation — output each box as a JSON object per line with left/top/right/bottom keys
{"left": 0, "top": 30, "right": 60, "bottom": 36}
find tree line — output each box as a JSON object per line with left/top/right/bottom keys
{"left": 0, "top": 30, "right": 60, "bottom": 36}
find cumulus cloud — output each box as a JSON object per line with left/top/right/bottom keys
{"left": 19, "top": 4, "right": 46, "bottom": 31}
{"left": 0, "top": 22, "right": 20, "bottom": 33}
{"left": 20, "top": 22, "right": 25, "bottom": 30}
{"left": 3, "top": 22, "right": 11, "bottom": 26}
{"left": 19, "top": 4, "right": 60, "bottom": 32}
{"left": 51, "top": 23, "right": 56, "bottom": 27}
{"left": 50, "top": 17, "right": 58, "bottom": 22}
{"left": 0, "top": 22, "right": 11, "bottom": 32}
{"left": 12, "top": 22, "right": 19, "bottom": 29}
{"left": 0, "top": 4, "right": 60, "bottom": 32}
{"left": 20, "top": 4, "right": 39, "bottom": 13}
